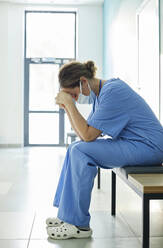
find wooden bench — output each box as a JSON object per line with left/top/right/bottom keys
{"left": 97, "top": 165, "right": 163, "bottom": 248}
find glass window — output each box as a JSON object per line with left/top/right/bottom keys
{"left": 26, "top": 12, "right": 76, "bottom": 58}
{"left": 29, "top": 64, "right": 59, "bottom": 111}
{"left": 65, "top": 114, "right": 73, "bottom": 144}
{"left": 29, "top": 113, "right": 59, "bottom": 144}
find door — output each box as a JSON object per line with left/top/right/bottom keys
{"left": 24, "top": 11, "right": 76, "bottom": 146}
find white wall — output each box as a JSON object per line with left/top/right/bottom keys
{"left": 103, "top": 0, "right": 142, "bottom": 87}
{"left": 0, "top": 3, "right": 9, "bottom": 144}
{"left": 77, "top": 5, "right": 103, "bottom": 77}
{"left": 103, "top": 0, "right": 163, "bottom": 123}
{"left": 0, "top": 3, "right": 103, "bottom": 145}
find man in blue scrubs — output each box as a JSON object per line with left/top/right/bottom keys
{"left": 46, "top": 61, "right": 163, "bottom": 240}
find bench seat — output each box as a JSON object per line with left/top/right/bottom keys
{"left": 110, "top": 164, "right": 163, "bottom": 248}
{"left": 128, "top": 173, "right": 163, "bottom": 193}
{"left": 113, "top": 164, "right": 163, "bottom": 179}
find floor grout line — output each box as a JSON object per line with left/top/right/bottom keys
{"left": 27, "top": 212, "right": 36, "bottom": 248}
{"left": 28, "top": 237, "right": 142, "bottom": 240}
{"left": 118, "top": 210, "right": 141, "bottom": 243}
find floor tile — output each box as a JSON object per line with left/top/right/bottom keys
{"left": 0, "top": 212, "right": 35, "bottom": 239}
{"left": 30, "top": 208, "right": 58, "bottom": 239}
{"left": 138, "top": 237, "right": 163, "bottom": 248}
{"left": 28, "top": 237, "right": 140, "bottom": 248}
{"left": 149, "top": 237, "right": 163, "bottom": 248}
{"left": 119, "top": 209, "right": 163, "bottom": 237}
{"left": 31, "top": 211, "right": 135, "bottom": 240}
{"left": 28, "top": 238, "right": 93, "bottom": 248}
{"left": 90, "top": 211, "right": 135, "bottom": 238}
{"left": 0, "top": 147, "right": 65, "bottom": 212}
{"left": 0, "top": 240, "right": 28, "bottom": 248}
{"left": 0, "top": 147, "right": 163, "bottom": 248}
{"left": 90, "top": 238, "right": 141, "bottom": 248}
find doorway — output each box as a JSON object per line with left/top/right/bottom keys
{"left": 24, "top": 11, "right": 76, "bottom": 146}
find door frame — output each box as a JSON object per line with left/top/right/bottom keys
{"left": 24, "top": 10, "right": 76, "bottom": 146}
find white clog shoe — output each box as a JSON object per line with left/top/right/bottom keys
{"left": 46, "top": 217, "right": 64, "bottom": 227}
{"left": 47, "top": 222, "right": 92, "bottom": 240}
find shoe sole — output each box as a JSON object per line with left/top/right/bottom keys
{"left": 47, "top": 229, "right": 92, "bottom": 240}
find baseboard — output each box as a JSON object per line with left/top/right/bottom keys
{"left": 0, "top": 144, "right": 23, "bottom": 148}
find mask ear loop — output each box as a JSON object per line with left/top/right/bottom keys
{"left": 80, "top": 81, "right": 83, "bottom": 94}
{"left": 88, "top": 82, "right": 91, "bottom": 94}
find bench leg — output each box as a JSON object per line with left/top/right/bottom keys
{"left": 97, "top": 167, "right": 101, "bottom": 189}
{"left": 111, "top": 170, "right": 116, "bottom": 216}
{"left": 142, "top": 194, "right": 150, "bottom": 248}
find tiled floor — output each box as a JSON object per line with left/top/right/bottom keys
{"left": 0, "top": 147, "right": 163, "bottom": 248}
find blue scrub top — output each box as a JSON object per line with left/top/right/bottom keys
{"left": 87, "top": 78, "right": 163, "bottom": 153}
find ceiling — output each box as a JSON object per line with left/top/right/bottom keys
{"left": 0, "top": 0, "right": 104, "bottom": 5}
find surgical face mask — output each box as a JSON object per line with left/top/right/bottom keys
{"left": 77, "top": 81, "right": 94, "bottom": 104}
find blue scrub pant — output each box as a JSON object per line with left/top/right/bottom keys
{"left": 53, "top": 138, "right": 163, "bottom": 227}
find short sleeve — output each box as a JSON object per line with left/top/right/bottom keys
{"left": 87, "top": 91, "right": 96, "bottom": 121}
{"left": 87, "top": 109, "right": 93, "bottom": 122}
{"left": 87, "top": 86, "right": 130, "bottom": 139}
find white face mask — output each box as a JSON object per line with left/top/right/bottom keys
{"left": 77, "top": 81, "right": 94, "bottom": 104}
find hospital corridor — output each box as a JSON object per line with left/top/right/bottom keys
{"left": 0, "top": 0, "right": 163, "bottom": 247}
{"left": 0, "top": 146, "right": 163, "bottom": 248}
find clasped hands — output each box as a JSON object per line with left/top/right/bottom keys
{"left": 55, "top": 91, "right": 74, "bottom": 109}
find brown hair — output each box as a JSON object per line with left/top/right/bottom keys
{"left": 58, "top": 60, "right": 97, "bottom": 88}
